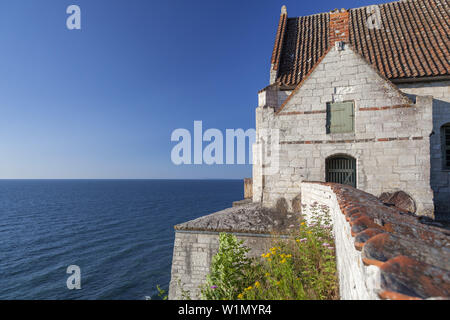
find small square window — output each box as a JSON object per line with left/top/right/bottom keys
{"left": 326, "top": 101, "right": 354, "bottom": 134}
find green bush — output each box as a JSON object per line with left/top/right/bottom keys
{"left": 239, "top": 203, "right": 338, "bottom": 300}
{"left": 200, "top": 233, "right": 257, "bottom": 300}
{"left": 202, "top": 203, "right": 338, "bottom": 300}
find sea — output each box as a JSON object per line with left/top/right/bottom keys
{"left": 0, "top": 179, "right": 242, "bottom": 300}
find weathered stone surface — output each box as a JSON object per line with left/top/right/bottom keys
{"left": 363, "top": 233, "right": 450, "bottom": 271}
{"left": 380, "top": 256, "right": 450, "bottom": 299}
{"left": 354, "top": 228, "right": 385, "bottom": 247}
{"left": 232, "top": 199, "right": 252, "bottom": 207}
{"left": 379, "top": 191, "right": 417, "bottom": 213}
{"left": 174, "top": 202, "right": 301, "bottom": 235}
{"left": 291, "top": 194, "right": 302, "bottom": 213}
{"left": 244, "top": 178, "right": 253, "bottom": 199}
{"left": 275, "top": 198, "right": 289, "bottom": 215}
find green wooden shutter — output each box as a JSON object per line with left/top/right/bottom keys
{"left": 327, "top": 101, "right": 354, "bottom": 134}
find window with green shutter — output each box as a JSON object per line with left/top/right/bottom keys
{"left": 443, "top": 124, "right": 450, "bottom": 170}
{"left": 326, "top": 101, "right": 354, "bottom": 134}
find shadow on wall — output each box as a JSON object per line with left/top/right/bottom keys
{"left": 407, "top": 94, "right": 450, "bottom": 221}
{"left": 275, "top": 194, "right": 302, "bottom": 215}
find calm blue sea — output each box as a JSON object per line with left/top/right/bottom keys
{"left": 0, "top": 179, "right": 242, "bottom": 300}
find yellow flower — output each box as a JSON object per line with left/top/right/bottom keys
{"left": 268, "top": 258, "right": 272, "bottom": 262}
{"left": 301, "top": 222, "right": 306, "bottom": 226}
{"left": 296, "top": 239, "right": 300, "bottom": 243}
{"left": 307, "top": 231, "right": 312, "bottom": 234}
{"left": 270, "top": 247, "right": 280, "bottom": 254}
{"left": 245, "top": 286, "right": 253, "bottom": 291}
{"left": 276, "top": 281, "right": 281, "bottom": 285}
{"left": 281, "top": 258, "right": 287, "bottom": 264}
{"left": 286, "top": 254, "right": 292, "bottom": 258}
{"left": 265, "top": 272, "right": 270, "bottom": 277}
{"left": 255, "top": 281, "right": 260, "bottom": 288}
{"left": 238, "top": 293, "right": 244, "bottom": 299}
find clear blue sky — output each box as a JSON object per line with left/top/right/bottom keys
{"left": 0, "top": 0, "right": 386, "bottom": 179}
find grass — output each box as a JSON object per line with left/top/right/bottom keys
{"left": 202, "top": 203, "right": 339, "bottom": 300}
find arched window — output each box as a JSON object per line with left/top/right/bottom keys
{"left": 326, "top": 155, "right": 356, "bottom": 188}
{"left": 442, "top": 124, "right": 450, "bottom": 170}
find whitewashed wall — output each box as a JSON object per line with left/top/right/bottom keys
{"left": 301, "top": 182, "right": 381, "bottom": 300}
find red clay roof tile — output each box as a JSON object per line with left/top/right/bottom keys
{"left": 316, "top": 182, "right": 450, "bottom": 299}
{"left": 273, "top": 0, "right": 450, "bottom": 86}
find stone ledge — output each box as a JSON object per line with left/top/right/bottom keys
{"left": 174, "top": 202, "right": 301, "bottom": 235}
{"left": 232, "top": 199, "right": 253, "bottom": 207}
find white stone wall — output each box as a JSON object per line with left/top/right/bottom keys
{"left": 301, "top": 182, "right": 381, "bottom": 300}
{"left": 169, "top": 232, "right": 218, "bottom": 300}
{"left": 397, "top": 81, "right": 450, "bottom": 218}
{"left": 254, "top": 44, "right": 435, "bottom": 216}
{"left": 168, "top": 231, "right": 276, "bottom": 300}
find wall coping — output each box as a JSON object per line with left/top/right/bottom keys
{"left": 174, "top": 229, "right": 291, "bottom": 239}
{"left": 174, "top": 203, "right": 301, "bottom": 235}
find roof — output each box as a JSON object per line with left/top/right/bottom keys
{"left": 272, "top": 0, "right": 450, "bottom": 87}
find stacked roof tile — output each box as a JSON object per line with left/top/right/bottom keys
{"left": 314, "top": 182, "right": 450, "bottom": 299}
{"left": 272, "top": 0, "right": 450, "bottom": 86}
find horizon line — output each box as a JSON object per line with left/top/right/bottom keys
{"left": 0, "top": 178, "right": 247, "bottom": 180}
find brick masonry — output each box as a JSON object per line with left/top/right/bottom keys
{"left": 329, "top": 9, "right": 349, "bottom": 46}
{"left": 253, "top": 43, "right": 435, "bottom": 217}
